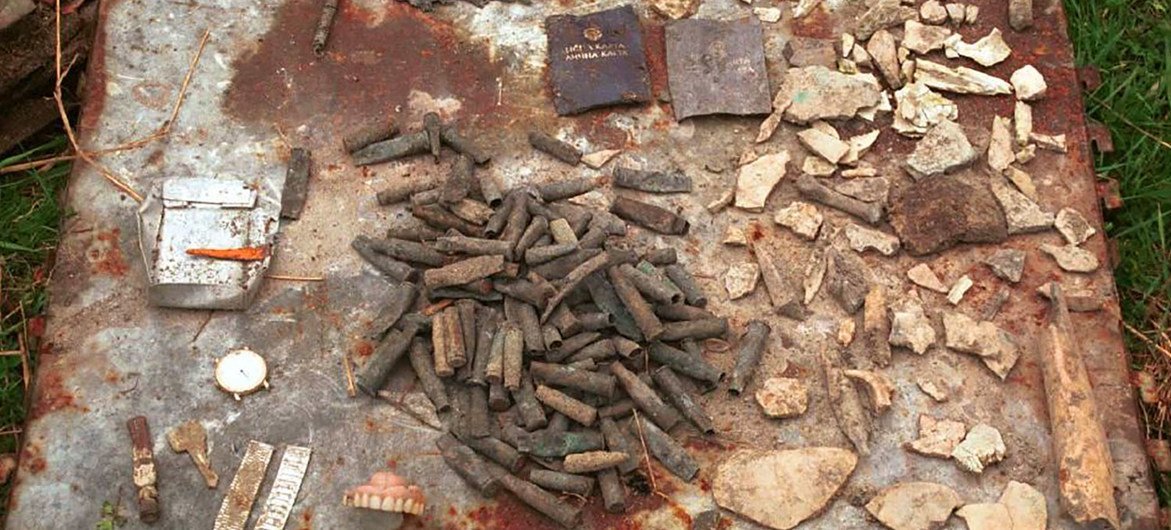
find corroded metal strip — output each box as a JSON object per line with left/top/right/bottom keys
{"left": 254, "top": 445, "right": 312, "bottom": 530}
{"left": 214, "top": 440, "right": 274, "bottom": 530}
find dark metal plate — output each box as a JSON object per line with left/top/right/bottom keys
{"left": 545, "top": 5, "right": 651, "bottom": 116}
{"left": 664, "top": 18, "right": 772, "bottom": 120}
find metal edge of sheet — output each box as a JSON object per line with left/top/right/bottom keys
{"left": 253, "top": 445, "right": 313, "bottom": 530}
{"left": 214, "top": 440, "right": 275, "bottom": 530}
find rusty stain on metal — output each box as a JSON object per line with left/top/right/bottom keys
{"left": 127, "top": 416, "right": 160, "bottom": 524}
{"left": 167, "top": 419, "right": 219, "bottom": 488}
{"left": 545, "top": 5, "right": 651, "bottom": 115}
{"left": 664, "top": 17, "right": 772, "bottom": 120}
{"left": 214, "top": 440, "right": 274, "bottom": 530}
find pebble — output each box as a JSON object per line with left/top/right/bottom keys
{"left": 755, "top": 377, "right": 810, "bottom": 418}
{"left": 946, "top": 275, "right": 973, "bottom": 305}
{"left": 906, "top": 263, "right": 948, "bottom": 293}
{"left": 774, "top": 201, "right": 824, "bottom": 240}
{"left": 725, "top": 262, "right": 761, "bottom": 299}
{"left": 905, "top": 120, "right": 978, "bottom": 179}
{"left": 1040, "top": 243, "right": 1100, "bottom": 273}
{"left": 905, "top": 415, "right": 967, "bottom": 458}
{"left": 984, "top": 248, "right": 1026, "bottom": 283}
{"left": 951, "top": 423, "right": 1006, "bottom": 474}
{"left": 866, "top": 482, "right": 962, "bottom": 530}
{"left": 714, "top": 448, "right": 856, "bottom": 530}
{"left": 1055, "top": 207, "right": 1096, "bottom": 245}
{"left": 736, "top": 152, "right": 791, "bottom": 212}
{"left": 1010, "top": 65, "right": 1047, "bottom": 101}
{"left": 845, "top": 223, "right": 901, "bottom": 256}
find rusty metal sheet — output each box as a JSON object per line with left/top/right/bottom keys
{"left": 665, "top": 17, "right": 772, "bottom": 120}
{"left": 545, "top": 5, "right": 651, "bottom": 116}
{"left": 6, "top": 0, "right": 1159, "bottom": 529}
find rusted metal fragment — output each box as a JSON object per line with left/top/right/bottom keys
{"left": 610, "top": 196, "right": 689, "bottom": 235}
{"left": 214, "top": 440, "right": 274, "bottom": 530}
{"left": 127, "top": 416, "right": 160, "bottom": 523}
{"left": 279, "top": 147, "right": 311, "bottom": 220}
{"left": 545, "top": 5, "right": 651, "bottom": 115}
{"left": 423, "top": 255, "right": 505, "bottom": 289}
{"left": 613, "top": 166, "right": 692, "bottom": 193}
{"left": 889, "top": 173, "right": 1007, "bottom": 255}
{"left": 167, "top": 420, "right": 218, "bottom": 488}
{"left": 665, "top": 18, "right": 772, "bottom": 120}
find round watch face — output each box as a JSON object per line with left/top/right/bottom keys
{"left": 214, "top": 349, "right": 268, "bottom": 395}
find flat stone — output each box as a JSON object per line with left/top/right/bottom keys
{"left": 902, "top": 20, "right": 952, "bottom": 55}
{"left": 810, "top": 120, "right": 840, "bottom": 138}
{"left": 1040, "top": 243, "right": 1100, "bottom": 273}
{"left": 855, "top": 0, "right": 918, "bottom": 40}
{"left": 893, "top": 82, "right": 958, "bottom": 137}
{"left": 989, "top": 176, "right": 1054, "bottom": 234}
{"left": 666, "top": 18, "right": 772, "bottom": 120}
{"left": 999, "top": 481, "right": 1047, "bottom": 530}
{"left": 952, "top": 423, "right": 1006, "bottom": 474}
{"left": 798, "top": 128, "right": 851, "bottom": 164}
{"left": 1031, "top": 132, "right": 1066, "bottom": 152}
{"left": 851, "top": 42, "right": 872, "bottom": 69}
{"left": 842, "top": 130, "right": 881, "bottom": 166}
{"left": 772, "top": 66, "right": 882, "bottom": 124}
{"left": 984, "top": 248, "right": 1025, "bottom": 283}
{"left": 1011, "top": 65, "right": 1047, "bottom": 101}
{"left": 845, "top": 223, "right": 901, "bottom": 256}
{"left": 943, "top": 28, "right": 1011, "bottom": 67}
{"left": 784, "top": 37, "right": 838, "bottom": 68}
{"left": 714, "top": 448, "right": 856, "bottom": 530}
{"left": 1004, "top": 166, "right": 1038, "bottom": 201}
{"left": 726, "top": 262, "right": 761, "bottom": 299}
{"left": 942, "top": 312, "right": 1020, "bottom": 379}
{"left": 774, "top": 201, "right": 824, "bottom": 240}
{"left": 736, "top": 151, "right": 791, "bottom": 212}
{"left": 987, "top": 116, "right": 1015, "bottom": 172}
{"left": 867, "top": 29, "right": 903, "bottom": 89}
{"left": 1055, "top": 207, "right": 1096, "bottom": 245}
{"left": 754, "top": 6, "right": 783, "bottom": 22}
{"left": 834, "top": 177, "right": 889, "bottom": 203}
{"left": 920, "top": 0, "right": 949, "bottom": 24}
{"left": 946, "top": 3, "right": 966, "bottom": 24}
{"left": 889, "top": 299, "right": 936, "bottom": 354}
{"left": 827, "top": 248, "right": 871, "bottom": 314}
{"left": 866, "top": 482, "right": 962, "bottom": 530}
{"left": 914, "top": 59, "right": 1013, "bottom": 95}
{"left": 956, "top": 503, "right": 1013, "bottom": 530}
{"left": 905, "top": 415, "right": 967, "bottom": 458}
{"left": 803, "top": 250, "right": 827, "bottom": 305}
{"left": 837, "top": 318, "right": 857, "bottom": 346}
{"left": 907, "top": 263, "right": 948, "bottom": 293}
{"left": 706, "top": 188, "right": 735, "bottom": 213}
{"left": 916, "top": 377, "right": 949, "bottom": 402}
{"left": 793, "top": 0, "right": 822, "bottom": 19}
{"left": 843, "top": 369, "right": 895, "bottom": 414}
{"left": 946, "top": 275, "right": 973, "bottom": 305}
{"left": 581, "top": 149, "right": 621, "bottom": 169}
{"left": 889, "top": 173, "right": 1007, "bottom": 255}
{"left": 802, "top": 156, "right": 838, "bottom": 176}
{"left": 906, "top": 120, "right": 977, "bottom": 179}
{"left": 965, "top": 4, "right": 979, "bottom": 23}
{"left": 1009, "top": 0, "right": 1033, "bottom": 30}
{"left": 755, "top": 377, "right": 810, "bottom": 418}
{"left": 723, "top": 225, "right": 748, "bottom": 246}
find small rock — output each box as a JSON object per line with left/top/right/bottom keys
{"left": 792, "top": 0, "right": 822, "bottom": 18}
{"left": 845, "top": 223, "right": 901, "bottom": 256}
{"left": 984, "top": 248, "right": 1025, "bottom": 283}
{"left": 855, "top": 0, "right": 918, "bottom": 40}
{"left": 951, "top": 423, "right": 1006, "bottom": 474}
{"left": 998, "top": 481, "right": 1047, "bottom": 530}
{"left": 1011, "top": 65, "right": 1047, "bottom": 101}
{"left": 841, "top": 33, "right": 856, "bottom": 58}
{"left": 841, "top": 165, "right": 878, "bottom": 178}
{"left": 798, "top": 128, "right": 851, "bottom": 164}
{"left": 772, "top": 66, "right": 882, "bottom": 124}
{"left": 755, "top": 377, "right": 810, "bottom": 418}
{"left": 920, "top": 0, "right": 948, "bottom": 24}
{"left": 964, "top": 4, "right": 979, "bottom": 23}
{"left": 946, "top": 3, "right": 967, "bottom": 24}
{"left": 838, "top": 318, "right": 857, "bottom": 346}
{"left": 851, "top": 42, "right": 873, "bottom": 69}
{"left": 736, "top": 151, "right": 791, "bottom": 212}
{"left": 905, "top": 120, "right": 977, "bottom": 179}
{"left": 706, "top": 188, "right": 735, "bottom": 214}
{"left": 774, "top": 201, "right": 824, "bottom": 240}
{"left": 946, "top": 275, "right": 973, "bottom": 305}
{"left": 1013, "top": 101, "right": 1033, "bottom": 148}
{"left": 905, "top": 415, "right": 967, "bottom": 458}
{"left": 784, "top": 37, "right": 838, "bottom": 68}
{"left": 944, "top": 28, "right": 1010, "bottom": 67}
{"left": 754, "top": 6, "right": 782, "bottom": 22}
{"left": 842, "top": 130, "right": 881, "bottom": 166}
{"left": 0, "top": 454, "right": 14, "bottom": 486}
{"left": 942, "top": 312, "right": 1020, "bottom": 379}
{"left": 890, "top": 173, "right": 1007, "bottom": 255}
{"left": 889, "top": 299, "right": 936, "bottom": 354}
{"left": 990, "top": 176, "right": 1054, "bottom": 234}
{"left": 726, "top": 263, "right": 761, "bottom": 299}
{"left": 862, "top": 286, "right": 892, "bottom": 367}
{"left": 802, "top": 156, "right": 838, "bottom": 176}
{"left": 987, "top": 116, "right": 1015, "bottom": 172}
{"left": 844, "top": 369, "right": 895, "bottom": 414}
{"left": 714, "top": 448, "right": 857, "bottom": 530}
{"left": 1009, "top": 0, "right": 1033, "bottom": 30}
{"left": 914, "top": 59, "right": 1013, "bottom": 95}
{"left": 867, "top": 29, "right": 903, "bottom": 89}
{"left": 649, "top": 0, "right": 699, "bottom": 19}
{"left": 1015, "top": 144, "right": 1037, "bottom": 164}
{"left": 1004, "top": 166, "right": 1038, "bottom": 201}
{"left": 1040, "top": 243, "right": 1100, "bottom": 273}
{"left": 916, "top": 378, "right": 949, "bottom": 402}
{"left": 723, "top": 225, "right": 748, "bottom": 246}
{"left": 893, "top": 82, "right": 958, "bottom": 137}
{"left": 980, "top": 286, "right": 1012, "bottom": 320}
{"left": 803, "top": 250, "right": 827, "bottom": 305}
{"left": 581, "top": 149, "right": 621, "bottom": 169}
{"left": 824, "top": 358, "right": 872, "bottom": 454}
{"left": 834, "top": 177, "right": 889, "bottom": 203}
{"left": 865, "top": 482, "right": 962, "bottom": 530}
{"left": 902, "top": 20, "right": 952, "bottom": 55}
{"left": 1030, "top": 132, "right": 1066, "bottom": 152}
{"left": 907, "top": 263, "right": 948, "bottom": 293}
{"left": 837, "top": 57, "right": 858, "bottom": 74}
{"left": 827, "top": 248, "right": 871, "bottom": 314}
{"left": 1055, "top": 207, "right": 1096, "bottom": 245}
{"left": 956, "top": 503, "right": 1013, "bottom": 530}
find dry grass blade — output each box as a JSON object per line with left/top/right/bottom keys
{"left": 1123, "top": 321, "right": 1171, "bottom": 361}
{"left": 342, "top": 350, "right": 356, "bottom": 398}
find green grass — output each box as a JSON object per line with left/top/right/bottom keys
{"left": 1066, "top": 0, "right": 1171, "bottom": 501}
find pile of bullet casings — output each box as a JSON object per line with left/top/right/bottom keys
{"left": 345, "top": 113, "right": 770, "bottom": 527}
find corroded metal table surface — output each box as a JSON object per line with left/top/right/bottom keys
{"left": 7, "top": 0, "right": 1159, "bottom": 528}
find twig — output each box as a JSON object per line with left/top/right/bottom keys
{"left": 18, "top": 302, "right": 30, "bottom": 392}
{"left": 342, "top": 350, "right": 357, "bottom": 397}
{"left": 1087, "top": 94, "right": 1171, "bottom": 151}
{"left": 1122, "top": 321, "right": 1171, "bottom": 361}
{"left": 631, "top": 411, "right": 659, "bottom": 495}
{"left": 0, "top": 350, "right": 19, "bottom": 356}
{"left": 264, "top": 274, "right": 325, "bottom": 282}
